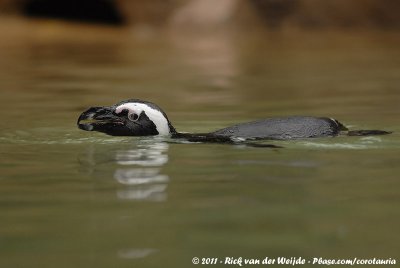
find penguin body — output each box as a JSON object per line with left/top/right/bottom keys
{"left": 77, "top": 99, "right": 390, "bottom": 142}
{"left": 212, "top": 116, "right": 345, "bottom": 140}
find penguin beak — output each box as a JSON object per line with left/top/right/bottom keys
{"left": 77, "top": 106, "right": 124, "bottom": 132}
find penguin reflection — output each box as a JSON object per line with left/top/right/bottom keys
{"left": 114, "top": 141, "right": 169, "bottom": 201}
{"left": 79, "top": 139, "right": 170, "bottom": 202}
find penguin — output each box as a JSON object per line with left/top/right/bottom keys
{"left": 77, "top": 99, "right": 391, "bottom": 144}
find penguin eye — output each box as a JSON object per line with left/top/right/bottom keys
{"left": 128, "top": 113, "right": 139, "bottom": 121}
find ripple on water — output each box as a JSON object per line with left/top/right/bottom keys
{"left": 294, "top": 135, "right": 398, "bottom": 150}
{"left": 0, "top": 127, "right": 136, "bottom": 145}
{"left": 0, "top": 127, "right": 397, "bottom": 149}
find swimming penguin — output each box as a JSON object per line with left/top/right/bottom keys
{"left": 77, "top": 99, "right": 391, "bottom": 143}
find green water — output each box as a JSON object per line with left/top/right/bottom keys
{"left": 1, "top": 19, "right": 400, "bottom": 267}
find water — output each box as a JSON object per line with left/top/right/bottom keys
{"left": 1, "top": 18, "right": 400, "bottom": 267}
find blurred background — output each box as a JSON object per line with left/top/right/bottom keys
{"left": 2, "top": 0, "right": 400, "bottom": 29}
{"left": 1, "top": 0, "right": 400, "bottom": 126}
{"left": 1, "top": 1, "right": 399, "bottom": 268}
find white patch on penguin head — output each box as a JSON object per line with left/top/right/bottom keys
{"left": 115, "top": 102, "right": 171, "bottom": 135}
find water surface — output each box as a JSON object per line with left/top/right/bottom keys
{"left": 1, "top": 19, "right": 399, "bottom": 267}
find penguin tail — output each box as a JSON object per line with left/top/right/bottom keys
{"left": 347, "top": 130, "right": 392, "bottom": 136}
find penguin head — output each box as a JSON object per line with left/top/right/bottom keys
{"left": 77, "top": 99, "right": 176, "bottom": 136}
